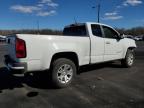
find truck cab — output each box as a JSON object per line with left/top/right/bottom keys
{"left": 63, "top": 22, "right": 136, "bottom": 63}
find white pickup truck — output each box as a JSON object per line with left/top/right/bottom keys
{"left": 5, "top": 22, "right": 136, "bottom": 88}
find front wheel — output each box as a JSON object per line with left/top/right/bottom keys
{"left": 121, "top": 49, "right": 135, "bottom": 68}
{"left": 51, "top": 58, "right": 76, "bottom": 88}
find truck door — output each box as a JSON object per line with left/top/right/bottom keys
{"left": 90, "top": 24, "right": 105, "bottom": 63}
{"left": 102, "top": 25, "right": 123, "bottom": 61}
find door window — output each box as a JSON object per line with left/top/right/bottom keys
{"left": 102, "top": 26, "right": 119, "bottom": 39}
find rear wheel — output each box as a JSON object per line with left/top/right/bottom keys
{"left": 121, "top": 49, "right": 135, "bottom": 68}
{"left": 51, "top": 58, "right": 76, "bottom": 88}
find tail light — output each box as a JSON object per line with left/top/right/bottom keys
{"left": 16, "top": 38, "right": 26, "bottom": 58}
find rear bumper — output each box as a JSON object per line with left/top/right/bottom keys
{"left": 4, "top": 55, "right": 27, "bottom": 74}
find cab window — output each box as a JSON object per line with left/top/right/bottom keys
{"left": 91, "top": 24, "right": 103, "bottom": 37}
{"left": 63, "top": 25, "right": 87, "bottom": 36}
{"left": 102, "top": 26, "right": 119, "bottom": 39}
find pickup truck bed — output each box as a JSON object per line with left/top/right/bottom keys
{"left": 6, "top": 34, "right": 90, "bottom": 72}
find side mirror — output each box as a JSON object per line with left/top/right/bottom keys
{"left": 118, "top": 34, "right": 124, "bottom": 39}
{"left": 120, "top": 34, "right": 125, "bottom": 39}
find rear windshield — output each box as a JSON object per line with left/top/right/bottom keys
{"left": 63, "top": 25, "right": 87, "bottom": 36}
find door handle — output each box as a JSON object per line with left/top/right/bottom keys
{"left": 106, "top": 41, "right": 111, "bottom": 44}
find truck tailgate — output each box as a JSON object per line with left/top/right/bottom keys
{"left": 6, "top": 35, "right": 17, "bottom": 61}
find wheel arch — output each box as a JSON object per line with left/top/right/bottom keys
{"left": 128, "top": 47, "right": 136, "bottom": 50}
{"left": 124, "top": 46, "right": 136, "bottom": 58}
{"left": 50, "top": 52, "right": 79, "bottom": 71}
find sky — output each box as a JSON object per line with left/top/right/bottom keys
{"left": 0, "top": 0, "right": 144, "bottom": 30}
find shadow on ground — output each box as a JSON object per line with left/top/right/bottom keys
{"left": 0, "top": 67, "right": 55, "bottom": 91}
{"left": 79, "top": 62, "right": 122, "bottom": 74}
{"left": 0, "top": 62, "right": 122, "bottom": 91}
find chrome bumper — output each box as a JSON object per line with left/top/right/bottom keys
{"left": 4, "top": 55, "right": 27, "bottom": 74}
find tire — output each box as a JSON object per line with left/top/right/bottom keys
{"left": 121, "top": 49, "right": 135, "bottom": 68}
{"left": 51, "top": 58, "right": 76, "bottom": 88}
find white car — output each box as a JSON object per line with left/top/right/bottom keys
{"left": 4, "top": 22, "right": 136, "bottom": 88}
{"left": 124, "top": 35, "right": 135, "bottom": 40}
{"left": 0, "top": 35, "right": 6, "bottom": 43}
{"left": 134, "top": 36, "right": 143, "bottom": 41}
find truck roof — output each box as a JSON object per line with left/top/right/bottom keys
{"left": 65, "top": 22, "right": 112, "bottom": 29}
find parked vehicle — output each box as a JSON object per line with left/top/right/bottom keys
{"left": 0, "top": 35, "right": 6, "bottom": 43}
{"left": 4, "top": 22, "right": 136, "bottom": 88}
{"left": 134, "top": 36, "right": 143, "bottom": 41}
{"left": 124, "top": 35, "right": 135, "bottom": 40}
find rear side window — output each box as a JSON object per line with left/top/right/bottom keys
{"left": 63, "top": 25, "right": 87, "bottom": 36}
{"left": 91, "top": 24, "right": 102, "bottom": 37}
